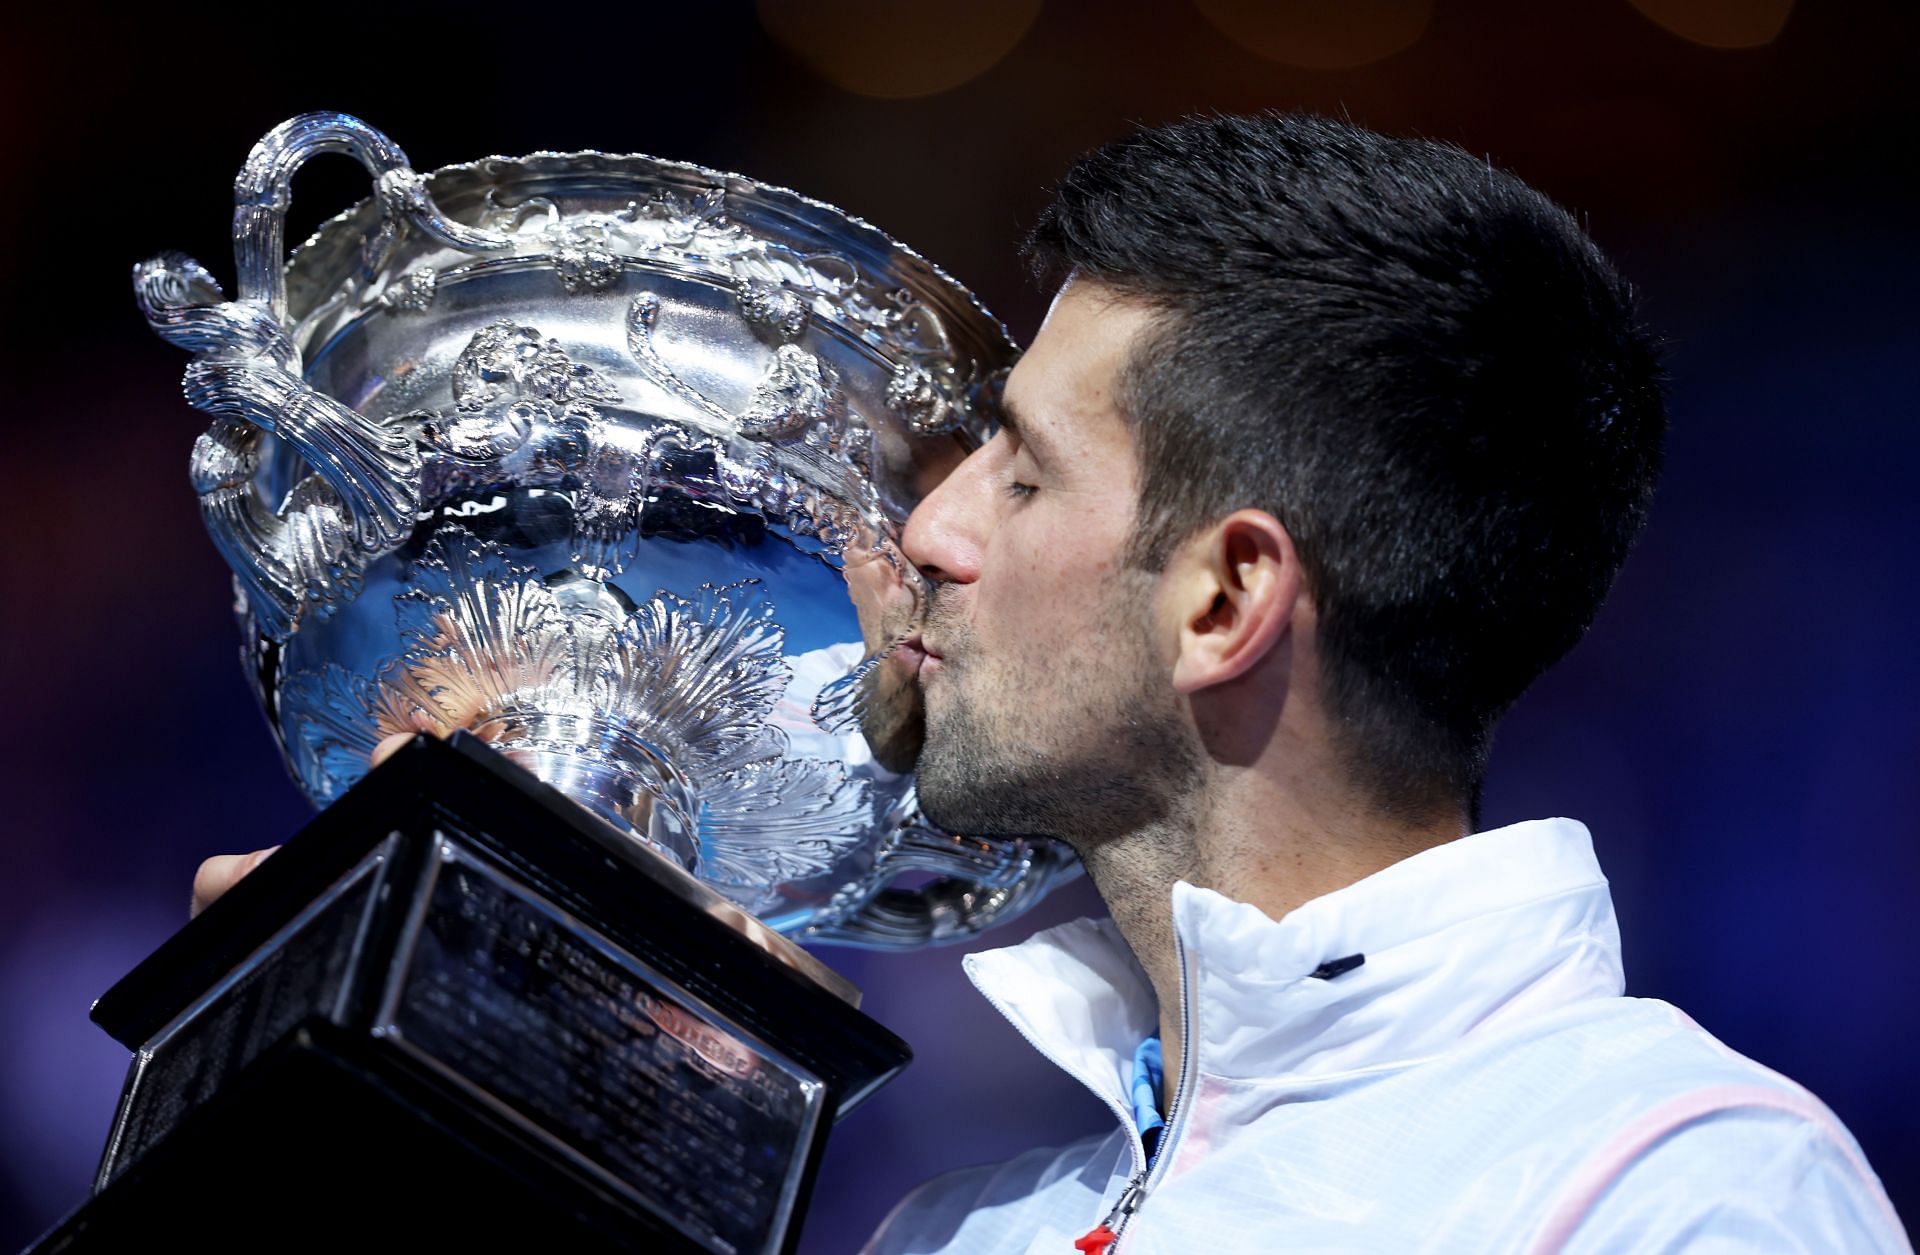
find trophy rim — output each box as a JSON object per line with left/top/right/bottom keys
{"left": 283, "top": 144, "right": 1021, "bottom": 366}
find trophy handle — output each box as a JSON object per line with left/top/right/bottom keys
{"left": 134, "top": 112, "right": 514, "bottom": 638}
{"left": 231, "top": 112, "right": 513, "bottom": 326}
{"left": 810, "top": 821, "right": 1082, "bottom": 948}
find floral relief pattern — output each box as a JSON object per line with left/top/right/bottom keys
{"left": 281, "top": 528, "right": 869, "bottom": 903}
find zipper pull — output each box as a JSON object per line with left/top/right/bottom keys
{"left": 1074, "top": 1172, "right": 1147, "bottom": 1254}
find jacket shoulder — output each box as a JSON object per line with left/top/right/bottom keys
{"left": 1413, "top": 996, "right": 1908, "bottom": 1250}
{"left": 1527, "top": 999, "right": 1908, "bottom": 1251}
{"left": 1147, "top": 997, "right": 1907, "bottom": 1252}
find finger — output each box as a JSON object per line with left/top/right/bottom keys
{"left": 372, "top": 731, "right": 424, "bottom": 766}
{"left": 190, "top": 846, "right": 280, "bottom": 919}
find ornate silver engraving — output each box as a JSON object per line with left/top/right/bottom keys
{"left": 886, "top": 361, "right": 956, "bottom": 436}
{"left": 419, "top": 405, "right": 533, "bottom": 462}
{"left": 551, "top": 222, "right": 625, "bottom": 294}
{"left": 379, "top": 266, "right": 438, "bottom": 313}
{"left": 372, "top": 164, "right": 517, "bottom": 255}
{"left": 740, "top": 279, "right": 812, "bottom": 343}
{"left": 637, "top": 186, "right": 737, "bottom": 245}
{"left": 624, "top": 292, "right": 740, "bottom": 430}
{"left": 451, "top": 320, "right": 621, "bottom": 414}
{"left": 626, "top": 293, "right": 843, "bottom": 444}
{"left": 403, "top": 321, "right": 623, "bottom": 478}
{"left": 137, "top": 245, "right": 420, "bottom": 637}
{"left": 743, "top": 345, "right": 842, "bottom": 441}
{"left": 455, "top": 181, "right": 983, "bottom": 432}
{"left": 283, "top": 529, "right": 868, "bottom": 900}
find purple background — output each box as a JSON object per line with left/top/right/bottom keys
{"left": 2, "top": 2, "right": 1915, "bottom": 1248}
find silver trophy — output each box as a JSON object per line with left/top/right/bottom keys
{"left": 34, "top": 112, "right": 1077, "bottom": 1254}
{"left": 132, "top": 110, "right": 1074, "bottom": 943}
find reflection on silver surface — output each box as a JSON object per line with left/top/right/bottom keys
{"left": 136, "top": 112, "right": 1078, "bottom": 945}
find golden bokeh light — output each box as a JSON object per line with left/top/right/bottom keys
{"left": 1191, "top": 0, "right": 1433, "bottom": 71}
{"left": 1626, "top": 0, "right": 1795, "bottom": 49}
{"left": 757, "top": 0, "right": 1043, "bottom": 99}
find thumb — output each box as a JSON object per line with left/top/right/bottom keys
{"left": 190, "top": 846, "right": 280, "bottom": 919}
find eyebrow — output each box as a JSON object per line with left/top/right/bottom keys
{"left": 997, "top": 394, "right": 1052, "bottom": 459}
{"left": 995, "top": 392, "right": 1023, "bottom": 435}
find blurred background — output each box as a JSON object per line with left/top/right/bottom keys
{"left": 2, "top": 0, "right": 1915, "bottom": 1248}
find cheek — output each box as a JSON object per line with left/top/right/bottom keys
{"left": 993, "top": 513, "right": 1128, "bottom": 615}
{"left": 991, "top": 568, "right": 1126, "bottom": 665}
{"left": 1004, "top": 500, "right": 1129, "bottom": 578}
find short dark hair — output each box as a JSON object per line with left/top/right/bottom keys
{"left": 1026, "top": 112, "right": 1665, "bottom": 821}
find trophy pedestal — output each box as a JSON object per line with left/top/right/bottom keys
{"left": 30, "top": 734, "right": 909, "bottom": 1254}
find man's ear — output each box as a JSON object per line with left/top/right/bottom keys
{"left": 1168, "top": 509, "right": 1304, "bottom": 695}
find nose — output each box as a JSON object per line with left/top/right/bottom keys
{"left": 901, "top": 440, "right": 993, "bottom": 585}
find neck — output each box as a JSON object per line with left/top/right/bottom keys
{"left": 1075, "top": 767, "right": 1467, "bottom": 1100}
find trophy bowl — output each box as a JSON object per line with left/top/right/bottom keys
{"left": 134, "top": 111, "right": 1077, "bottom": 947}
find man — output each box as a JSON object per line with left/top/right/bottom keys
{"left": 860, "top": 113, "right": 1909, "bottom": 1253}
{"left": 191, "top": 114, "right": 1908, "bottom": 1251}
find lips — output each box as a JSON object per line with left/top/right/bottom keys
{"left": 896, "top": 634, "right": 942, "bottom": 672}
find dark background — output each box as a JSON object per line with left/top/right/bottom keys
{"left": 2, "top": 1, "right": 1915, "bottom": 1249}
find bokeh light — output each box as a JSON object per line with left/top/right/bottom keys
{"left": 1192, "top": 0, "right": 1433, "bottom": 70}
{"left": 758, "top": 0, "right": 1042, "bottom": 98}
{"left": 1627, "top": 0, "right": 1795, "bottom": 49}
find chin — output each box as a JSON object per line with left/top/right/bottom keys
{"left": 914, "top": 745, "right": 1022, "bottom": 837}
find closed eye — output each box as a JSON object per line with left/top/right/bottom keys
{"left": 1004, "top": 479, "right": 1037, "bottom": 500}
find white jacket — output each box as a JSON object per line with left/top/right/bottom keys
{"left": 863, "top": 819, "right": 1909, "bottom": 1254}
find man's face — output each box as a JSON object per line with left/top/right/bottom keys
{"left": 901, "top": 281, "right": 1196, "bottom": 844}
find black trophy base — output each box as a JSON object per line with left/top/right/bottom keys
{"left": 27, "top": 1019, "right": 685, "bottom": 1251}
{"left": 28, "top": 734, "right": 910, "bottom": 1255}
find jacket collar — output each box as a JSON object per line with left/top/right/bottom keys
{"left": 962, "top": 819, "right": 1625, "bottom": 1118}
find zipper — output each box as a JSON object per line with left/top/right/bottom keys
{"left": 1103, "top": 926, "right": 1199, "bottom": 1252}
{"left": 962, "top": 935, "right": 1198, "bottom": 1255}
{"left": 1074, "top": 1170, "right": 1148, "bottom": 1254}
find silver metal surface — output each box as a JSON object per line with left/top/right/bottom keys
{"left": 136, "top": 112, "right": 1078, "bottom": 946}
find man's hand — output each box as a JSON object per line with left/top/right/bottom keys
{"left": 190, "top": 847, "right": 279, "bottom": 917}
{"left": 189, "top": 731, "right": 420, "bottom": 917}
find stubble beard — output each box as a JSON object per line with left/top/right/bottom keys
{"left": 912, "top": 589, "right": 1200, "bottom": 853}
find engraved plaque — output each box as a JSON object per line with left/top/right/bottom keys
{"left": 382, "top": 841, "right": 826, "bottom": 1255}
